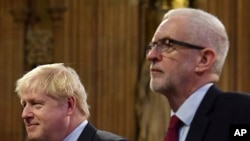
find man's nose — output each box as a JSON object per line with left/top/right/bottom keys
{"left": 146, "top": 47, "right": 161, "bottom": 61}
{"left": 22, "top": 105, "right": 33, "bottom": 119}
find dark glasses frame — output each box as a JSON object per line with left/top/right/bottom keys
{"left": 146, "top": 37, "right": 205, "bottom": 54}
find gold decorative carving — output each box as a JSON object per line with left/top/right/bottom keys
{"left": 171, "top": 0, "right": 189, "bottom": 8}
{"left": 25, "top": 27, "right": 53, "bottom": 66}
{"left": 153, "top": 0, "right": 190, "bottom": 11}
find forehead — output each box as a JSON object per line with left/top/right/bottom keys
{"left": 153, "top": 17, "right": 185, "bottom": 41}
{"left": 20, "top": 92, "right": 51, "bottom": 102}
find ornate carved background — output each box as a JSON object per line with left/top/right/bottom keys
{"left": 0, "top": 0, "right": 249, "bottom": 141}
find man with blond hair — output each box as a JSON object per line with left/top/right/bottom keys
{"left": 15, "top": 63, "right": 128, "bottom": 141}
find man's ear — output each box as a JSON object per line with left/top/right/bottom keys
{"left": 195, "top": 48, "right": 216, "bottom": 73}
{"left": 66, "top": 96, "right": 76, "bottom": 115}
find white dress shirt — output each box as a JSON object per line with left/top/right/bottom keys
{"left": 63, "top": 120, "right": 88, "bottom": 141}
{"left": 171, "top": 83, "right": 213, "bottom": 141}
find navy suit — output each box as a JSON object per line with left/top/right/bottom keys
{"left": 77, "top": 123, "right": 128, "bottom": 141}
{"left": 185, "top": 85, "right": 250, "bottom": 141}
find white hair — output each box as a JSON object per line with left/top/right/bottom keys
{"left": 163, "top": 8, "right": 229, "bottom": 75}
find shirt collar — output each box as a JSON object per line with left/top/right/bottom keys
{"left": 63, "top": 120, "right": 88, "bottom": 141}
{"left": 172, "top": 83, "right": 213, "bottom": 126}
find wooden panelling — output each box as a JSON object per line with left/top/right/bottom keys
{"left": 236, "top": 0, "right": 250, "bottom": 92}
{"left": 0, "top": 0, "right": 250, "bottom": 141}
{"left": 0, "top": 0, "right": 26, "bottom": 140}
{"left": 54, "top": 0, "right": 139, "bottom": 140}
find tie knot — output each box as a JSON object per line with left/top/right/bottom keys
{"left": 168, "top": 115, "right": 183, "bottom": 129}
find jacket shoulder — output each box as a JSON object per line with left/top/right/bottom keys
{"left": 96, "top": 130, "right": 128, "bottom": 141}
{"left": 77, "top": 122, "right": 128, "bottom": 141}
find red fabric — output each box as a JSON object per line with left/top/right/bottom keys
{"left": 164, "top": 115, "right": 183, "bottom": 141}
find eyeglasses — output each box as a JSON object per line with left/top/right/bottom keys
{"left": 146, "top": 37, "right": 205, "bottom": 54}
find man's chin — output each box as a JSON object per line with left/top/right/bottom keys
{"left": 27, "top": 132, "right": 42, "bottom": 141}
{"left": 150, "top": 81, "right": 162, "bottom": 91}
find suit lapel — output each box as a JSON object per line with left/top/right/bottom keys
{"left": 185, "top": 85, "right": 221, "bottom": 141}
{"left": 77, "top": 122, "right": 98, "bottom": 141}
{"left": 185, "top": 116, "right": 210, "bottom": 141}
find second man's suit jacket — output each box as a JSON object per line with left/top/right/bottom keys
{"left": 185, "top": 85, "right": 250, "bottom": 141}
{"left": 77, "top": 122, "right": 128, "bottom": 141}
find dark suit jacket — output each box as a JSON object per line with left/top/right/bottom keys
{"left": 185, "top": 85, "right": 250, "bottom": 141}
{"left": 77, "top": 122, "right": 128, "bottom": 141}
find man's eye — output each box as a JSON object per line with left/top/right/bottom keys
{"left": 32, "top": 102, "right": 43, "bottom": 108}
{"left": 32, "top": 102, "right": 40, "bottom": 106}
{"left": 21, "top": 103, "right": 26, "bottom": 108}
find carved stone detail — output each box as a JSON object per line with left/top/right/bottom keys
{"left": 25, "top": 28, "right": 53, "bottom": 66}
